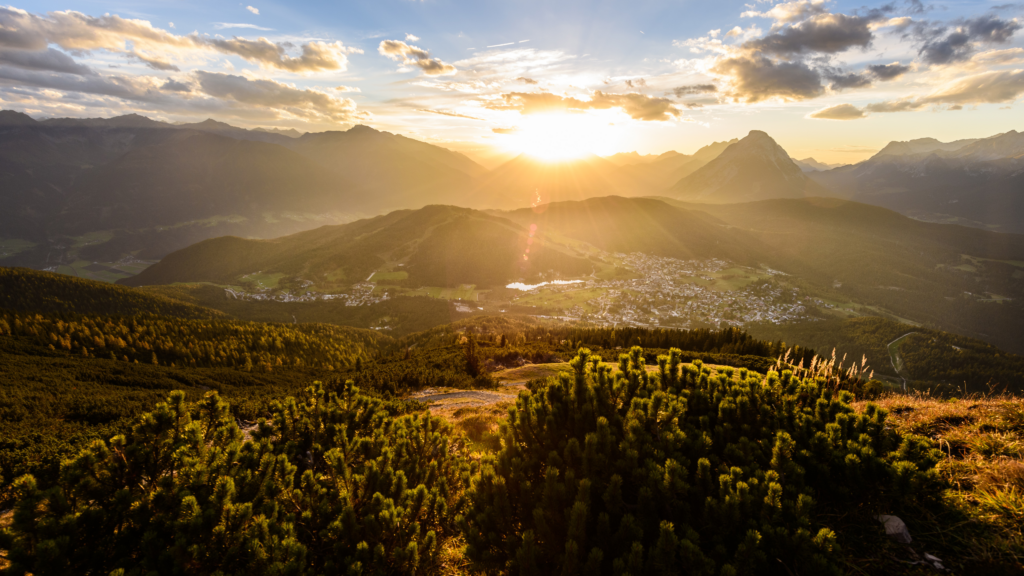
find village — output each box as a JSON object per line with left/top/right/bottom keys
{"left": 508, "top": 253, "right": 816, "bottom": 329}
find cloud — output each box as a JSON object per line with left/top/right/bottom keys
{"left": 332, "top": 85, "right": 360, "bottom": 92}
{"left": 193, "top": 71, "right": 365, "bottom": 122}
{"left": 418, "top": 108, "right": 484, "bottom": 120}
{"left": 486, "top": 90, "right": 682, "bottom": 121}
{"left": 809, "top": 103, "right": 866, "bottom": 119}
{"left": 516, "top": 76, "right": 538, "bottom": 84}
{"left": 865, "top": 98, "right": 923, "bottom": 112}
{"left": 168, "top": 22, "right": 174, "bottom": 29}
{"left": 624, "top": 78, "right": 647, "bottom": 89}
{"left": 0, "top": 47, "right": 95, "bottom": 75}
{"left": 378, "top": 39, "right": 456, "bottom": 76}
{"left": 0, "top": 7, "right": 358, "bottom": 73}
{"left": 213, "top": 23, "right": 274, "bottom": 31}
{"left": 712, "top": 53, "right": 823, "bottom": 102}
{"left": 669, "top": 84, "right": 718, "bottom": 97}
{"left": 826, "top": 71, "right": 872, "bottom": 89}
{"left": 131, "top": 50, "right": 180, "bottom": 71}
{"left": 917, "top": 15, "right": 1021, "bottom": 65}
{"left": 207, "top": 38, "right": 360, "bottom": 73}
{"left": 405, "top": 33, "right": 420, "bottom": 42}
{"left": 867, "top": 61, "right": 911, "bottom": 80}
{"left": 246, "top": 6, "right": 259, "bottom": 15}
{"left": 743, "top": 13, "right": 875, "bottom": 56}
{"left": 492, "top": 127, "right": 518, "bottom": 134}
{"left": 742, "top": 0, "right": 829, "bottom": 25}
{"left": 919, "top": 69, "right": 1024, "bottom": 104}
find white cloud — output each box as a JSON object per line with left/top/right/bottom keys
{"left": 213, "top": 23, "right": 275, "bottom": 31}
{"left": 405, "top": 33, "right": 420, "bottom": 42}
{"left": 378, "top": 40, "right": 456, "bottom": 76}
{"left": 246, "top": 6, "right": 260, "bottom": 15}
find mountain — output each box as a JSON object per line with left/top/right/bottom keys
{"left": 603, "top": 151, "right": 682, "bottom": 166}
{"left": 873, "top": 136, "right": 978, "bottom": 157}
{"left": 0, "top": 110, "right": 37, "bottom": 126}
{"left": 669, "top": 131, "right": 832, "bottom": 202}
{"left": 289, "top": 126, "right": 486, "bottom": 210}
{"left": 0, "top": 111, "right": 490, "bottom": 267}
{"left": 40, "top": 113, "right": 171, "bottom": 129}
{"left": 472, "top": 154, "right": 640, "bottom": 209}
{"left": 794, "top": 157, "right": 845, "bottom": 172}
{"left": 502, "top": 196, "right": 755, "bottom": 262}
{"left": 120, "top": 205, "right": 593, "bottom": 289}
{"left": 55, "top": 131, "right": 359, "bottom": 234}
{"left": 811, "top": 130, "right": 1024, "bottom": 232}
{"left": 255, "top": 127, "right": 303, "bottom": 138}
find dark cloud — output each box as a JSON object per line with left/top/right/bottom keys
{"left": 809, "top": 103, "right": 866, "bottom": 119}
{"left": 0, "top": 48, "right": 95, "bottom": 75}
{"left": 827, "top": 71, "right": 872, "bottom": 90}
{"left": 516, "top": 77, "right": 538, "bottom": 84}
{"left": 867, "top": 62, "right": 911, "bottom": 80}
{"left": 917, "top": 15, "right": 1021, "bottom": 64}
{"left": 624, "top": 78, "right": 647, "bottom": 89}
{"left": 669, "top": 84, "right": 717, "bottom": 97}
{"left": 712, "top": 54, "right": 823, "bottom": 102}
{"left": 378, "top": 40, "right": 456, "bottom": 76}
{"left": 486, "top": 90, "right": 681, "bottom": 121}
{"left": 160, "top": 78, "right": 192, "bottom": 92}
{"left": 743, "top": 14, "right": 874, "bottom": 56}
{"left": 194, "top": 71, "right": 364, "bottom": 121}
{"left": 0, "top": 8, "right": 359, "bottom": 73}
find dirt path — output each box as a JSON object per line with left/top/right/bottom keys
{"left": 887, "top": 332, "right": 918, "bottom": 392}
{"left": 409, "top": 388, "right": 520, "bottom": 412}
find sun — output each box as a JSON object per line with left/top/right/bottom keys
{"left": 501, "top": 113, "right": 611, "bottom": 161}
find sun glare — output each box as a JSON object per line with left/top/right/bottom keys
{"left": 502, "top": 113, "right": 612, "bottom": 161}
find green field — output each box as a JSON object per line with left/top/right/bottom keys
{"left": 514, "top": 287, "right": 608, "bottom": 312}
{"left": 71, "top": 231, "right": 114, "bottom": 248}
{"left": 370, "top": 271, "right": 409, "bottom": 281}
{"left": 409, "top": 285, "right": 480, "bottom": 300}
{"left": 54, "top": 259, "right": 154, "bottom": 283}
{"left": 240, "top": 272, "right": 286, "bottom": 290}
{"left": 0, "top": 239, "right": 35, "bottom": 259}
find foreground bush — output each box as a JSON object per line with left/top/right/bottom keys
{"left": 0, "top": 382, "right": 473, "bottom": 576}
{"left": 461, "top": 347, "right": 943, "bottom": 575}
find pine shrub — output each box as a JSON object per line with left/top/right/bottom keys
{"left": 460, "top": 347, "right": 942, "bottom": 575}
{"left": 0, "top": 382, "right": 474, "bottom": 575}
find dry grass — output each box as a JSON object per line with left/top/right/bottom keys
{"left": 852, "top": 393, "right": 1024, "bottom": 573}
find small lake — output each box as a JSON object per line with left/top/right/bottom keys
{"left": 506, "top": 280, "right": 584, "bottom": 291}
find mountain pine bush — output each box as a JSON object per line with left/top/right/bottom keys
{"left": 0, "top": 382, "right": 474, "bottom": 575}
{"left": 460, "top": 347, "right": 943, "bottom": 575}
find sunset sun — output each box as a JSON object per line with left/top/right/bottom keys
{"left": 501, "top": 113, "right": 612, "bottom": 161}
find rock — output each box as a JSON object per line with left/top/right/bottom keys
{"left": 876, "top": 514, "right": 912, "bottom": 544}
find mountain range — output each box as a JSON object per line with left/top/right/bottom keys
{"left": 2, "top": 108, "right": 1023, "bottom": 270}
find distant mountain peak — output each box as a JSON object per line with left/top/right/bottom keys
{"left": 670, "top": 130, "right": 830, "bottom": 202}
{"left": 0, "top": 110, "right": 37, "bottom": 126}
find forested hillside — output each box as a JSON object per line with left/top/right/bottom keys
{"left": 749, "top": 317, "right": 1024, "bottom": 393}
{"left": 0, "top": 268, "right": 222, "bottom": 319}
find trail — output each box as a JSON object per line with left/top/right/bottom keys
{"left": 887, "top": 332, "right": 918, "bottom": 392}
{"left": 409, "top": 389, "right": 519, "bottom": 412}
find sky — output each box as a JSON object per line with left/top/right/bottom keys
{"left": 1, "top": 0, "right": 1022, "bottom": 165}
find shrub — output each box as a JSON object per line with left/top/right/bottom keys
{"left": 0, "top": 382, "right": 474, "bottom": 576}
{"left": 460, "top": 347, "right": 942, "bottom": 575}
